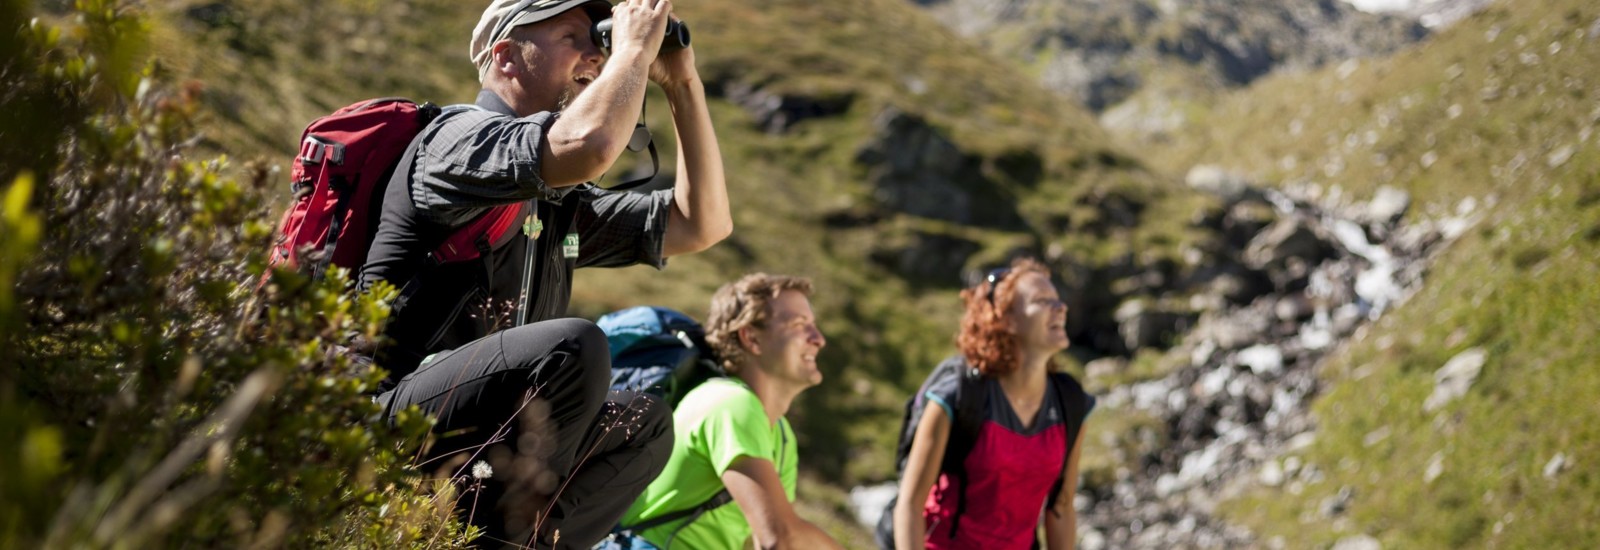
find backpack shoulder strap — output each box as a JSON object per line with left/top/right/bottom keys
{"left": 894, "top": 357, "right": 964, "bottom": 470}
{"left": 622, "top": 489, "right": 733, "bottom": 537}
{"left": 942, "top": 365, "right": 986, "bottom": 473}
{"left": 940, "top": 360, "right": 987, "bottom": 539}
{"left": 1042, "top": 372, "right": 1095, "bottom": 514}
{"left": 623, "top": 420, "right": 790, "bottom": 543}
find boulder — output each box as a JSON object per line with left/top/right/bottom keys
{"left": 1236, "top": 345, "right": 1284, "bottom": 375}
{"left": 1196, "top": 366, "right": 1233, "bottom": 399}
{"left": 1331, "top": 534, "right": 1382, "bottom": 550}
{"left": 855, "top": 109, "right": 1026, "bottom": 227}
{"left": 1223, "top": 200, "right": 1278, "bottom": 249}
{"left": 1425, "top": 452, "right": 1446, "bottom": 483}
{"left": 1182, "top": 260, "right": 1276, "bottom": 306}
{"left": 1319, "top": 486, "right": 1354, "bottom": 518}
{"left": 1191, "top": 309, "right": 1270, "bottom": 351}
{"left": 1115, "top": 299, "right": 1198, "bottom": 351}
{"left": 869, "top": 230, "right": 982, "bottom": 284}
{"left": 1186, "top": 165, "right": 1251, "bottom": 201}
{"left": 1082, "top": 529, "right": 1108, "bottom": 550}
{"left": 1355, "top": 259, "right": 1404, "bottom": 313}
{"left": 1543, "top": 453, "right": 1569, "bottom": 479}
{"left": 1258, "top": 459, "right": 1285, "bottom": 486}
{"left": 1363, "top": 185, "right": 1411, "bottom": 226}
{"left": 1245, "top": 216, "right": 1334, "bottom": 272}
{"left": 1087, "top": 356, "right": 1128, "bottom": 382}
{"left": 1331, "top": 218, "right": 1389, "bottom": 262}
{"left": 847, "top": 482, "right": 899, "bottom": 529}
{"left": 1274, "top": 293, "right": 1314, "bottom": 321}
{"left": 722, "top": 80, "right": 854, "bottom": 134}
{"left": 1423, "top": 347, "right": 1488, "bottom": 412}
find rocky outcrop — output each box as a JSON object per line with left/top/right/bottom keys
{"left": 853, "top": 108, "right": 1031, "bottom": 228}
{"left": 909, "top": 0, "right": 1426, "bottom": 111}
{"left": 1074, "top": 181, "right": 1481, "bottom": 548}
{"left": 719, "top": 80, "right": 856, "bottom": 134}
{"left": 869, "top": 230, "right": 985, "bottom": 285}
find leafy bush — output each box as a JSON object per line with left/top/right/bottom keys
{"left": 0, "top": 0, "right": 473, "bottom": 546}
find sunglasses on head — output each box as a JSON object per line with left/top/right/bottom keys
{"left": 984, "top": 267, "right": 1011, "bottom": 307}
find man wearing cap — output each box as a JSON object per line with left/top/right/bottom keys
{"left": 361, "top": 0, "right": 730, "bottom": 547}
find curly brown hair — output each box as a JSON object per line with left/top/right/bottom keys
{"left": 957, "top": 257, "right": 1052, "bottom": 377}
{"left": 704, "top": 273, "right": 814, "bottom": 375}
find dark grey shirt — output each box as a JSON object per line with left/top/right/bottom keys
{"left": 406, "top": 93, "right": 672, "bottom": 266}
{"left": 362, "top": 90, "right": 671, "bottom": 376}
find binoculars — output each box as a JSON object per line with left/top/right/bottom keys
{"left": 592, "top": 18, "right": 691, "bottom": 52}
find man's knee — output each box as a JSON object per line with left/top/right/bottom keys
{"left": 559, "top": 318, "right": 613, "bottom": 404}
{"left": 621, "top": 392, "right": 674, "bottom": 455}
{"left": 501, "top": 318, "right": 610, "bottom": 381}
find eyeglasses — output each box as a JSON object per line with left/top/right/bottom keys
{"left": 984, "top": 267, "right": 1011, "bottom": 307}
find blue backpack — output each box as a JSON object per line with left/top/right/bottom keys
{"left": 598, "top": 306, "right": 735, "bottom": 538}
{"left": 598, "top": 306, "right": 723, "bottom": 407}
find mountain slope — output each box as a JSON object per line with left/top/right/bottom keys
{"left": 18, "top": 0, "right": 1597, "bottom": 546}
{"left": 1147, "top": 0, "right": 1600, "bottom": 546}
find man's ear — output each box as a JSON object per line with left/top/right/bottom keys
{"left": 491, "top": 40, "right": 520, "bottom": 78}
{"left": 737, "top": 326, "right": 760, "bottom": 357}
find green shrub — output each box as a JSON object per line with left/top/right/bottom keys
{"left": 0, "top": 0, "right": 472, "bottom": 546}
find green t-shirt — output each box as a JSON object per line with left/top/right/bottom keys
{"left": 620, "top": 377, "right": 798, "bottom": 549}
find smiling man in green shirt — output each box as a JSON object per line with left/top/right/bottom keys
{"left": 607, "top": 274, "right": 843, "bottom": 550}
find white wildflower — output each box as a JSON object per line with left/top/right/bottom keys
{"left": 471, "top": 460, "right": 493, "bottom": 480}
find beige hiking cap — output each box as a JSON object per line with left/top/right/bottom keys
{"left": 471, "top": 0, "right": 613, "bottom": 81}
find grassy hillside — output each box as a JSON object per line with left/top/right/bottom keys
{"left": 16, "top": 0, "right": 1597, "bottom": 546}
{"left": 1149, "top": 0, "right": 1600, "bottom": 546}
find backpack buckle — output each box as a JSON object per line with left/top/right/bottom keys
{"left": 300, "top": 135, "right": 346, "bottom": 165}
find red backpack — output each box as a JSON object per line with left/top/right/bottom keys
{"left": 266, "top": 98, "right": 523, "bottom": 282}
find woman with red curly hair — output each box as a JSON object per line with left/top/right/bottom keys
{"left": 889, "top": 257, "right": 1096, "bottom": 550}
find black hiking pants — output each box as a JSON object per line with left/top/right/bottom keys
{"left": 377, "top": 318, "right": 673, "bottom": 549}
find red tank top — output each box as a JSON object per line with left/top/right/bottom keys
{"left": 922, "top": 380, "right": 1068, "bottom": 549}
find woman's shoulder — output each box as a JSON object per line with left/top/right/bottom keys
{"left": 923, "top": 356, "right": 977, "bottom": 398}
{"left": 1046, "top": 371, "right": 1096, "bottom": 419}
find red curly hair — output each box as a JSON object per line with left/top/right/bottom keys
{"left": 957, "top": 257, "right": 1052, "bottom": 377}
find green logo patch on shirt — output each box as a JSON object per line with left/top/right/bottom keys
{"left": 523, "top": 214, "right": 543, "bottom": 241}
{"left": 562, "top": 233, "right": 579, "bottom": 259}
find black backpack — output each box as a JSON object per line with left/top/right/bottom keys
{"left": 596, "top": 306, "right": 736, "bottom": 539}
{"left": 874, "top": 357, "right": 1094, "bottom": 549}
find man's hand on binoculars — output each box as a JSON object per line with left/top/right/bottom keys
{"left": 608, "top": 0, "right": 672, "bottom": 61}
{"left": 649, "top": 35, "right": 698, "bottom": 88}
